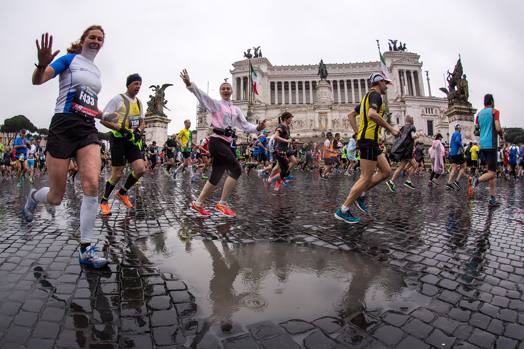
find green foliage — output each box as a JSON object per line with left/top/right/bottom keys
{"left": 504, "top": 128, "right": 524, "bottom": 144}
{"left": 37, "top": 128, "right": 49, "bottom": 135}
{"left": 0, "top": 115, "right": 37, "bottom": 133}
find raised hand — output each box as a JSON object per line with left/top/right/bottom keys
{"left": 36, "top": 33, "right": 60, "bottom": 67}
{"left": 180, "top": 69, "right": 191, "bottom": 87}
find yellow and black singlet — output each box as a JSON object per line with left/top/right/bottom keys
{"left": 356, "top": 90, "right": 385, "bottom": 143}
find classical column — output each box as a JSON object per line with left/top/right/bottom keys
{"left": 302, "top": 81, "right": 307, "bottom": 104}
{"left": 295, "top": 81, "right": 300, "bottom": 104}
{"left": 310, "top": 81, "right": 314, "bottom": 104}
{"left": 356, "top": 79, "right": 361, "bottom": 101}
{"left": 344, "top": 80, "right": 349, "bottom": 104}
{"left": 240, "top": 77, "right": 244, "bottom": 100}
{"left": 351, "top": 79, "right": 355, "bottom": 103}
{"left": 281, "top": 81, "right": 285, "bottom": 105}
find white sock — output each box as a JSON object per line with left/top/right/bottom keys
{"left": 341, "top": 205, "right": 350, "bottom": 213}
{"left": 33, "top": 187, "right": 50, "bottom": 204}
{"left": 80, "top": 195, "right": 97, "bottom": 244}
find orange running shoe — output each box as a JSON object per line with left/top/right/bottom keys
{"left": 190, "top": 201, "right": 211, "bottom": 217}
{"left": 467, "top": 176, "right": 474, "bottom": 199}
{"left": 215, "top": 203, "right": 237, "bottom": 217}
{"left": 116, "top": 192, "right": 134, "bottom": 209}
{"left": 100, "top": 203, "right": 112, "bottom": 215}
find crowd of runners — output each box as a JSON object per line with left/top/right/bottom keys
{"left": 6, "top": 25, "right": 522, "bottom": 269}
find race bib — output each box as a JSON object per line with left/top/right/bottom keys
{"left": 71, "top": 86, "right": 99, "bottom": 118}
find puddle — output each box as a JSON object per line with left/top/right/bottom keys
{"left": 137, "top": 227, "right": 405, "bottom": 325}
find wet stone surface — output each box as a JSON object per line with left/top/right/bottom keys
{"left": 0, "top": 171, "right": 522, "bottom": 348}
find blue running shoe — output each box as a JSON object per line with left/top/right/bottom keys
{"left": 285, "top": 175, "right": 295, "bottom": 181}
{"left": 334, "top": 208, "right": 360, "bottom": 224}
{"left": 21, "top": 189, "right": 38, "bottom": 222}
{"left": 356, "top": 196, "right": 368, "bottom": 214}
{"left": 79, "top": 246, "right": 108, "bottom": 269}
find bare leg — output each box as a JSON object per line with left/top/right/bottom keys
{"left": 219, "top": 176, "right": 237, "bottom": 203}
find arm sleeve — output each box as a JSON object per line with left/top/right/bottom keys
{"left": 368, "top": 92, "right": 383, "bottom": 111}
{"left": 49, "top": 54, "right": 76, "bottom": 76}
{"left": 186, "top": 83, "right": 221, "bottom": 112}
{"left": 233, "top": 107, "right": 258, "bottom": 133}
{"left": 493, "top": 109, "right": 500, "bottom": 122}
{"left": 102, "top": 95, "right": 123, "bottom": 114}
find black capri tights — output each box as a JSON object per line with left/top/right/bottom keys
{"left": 208, "top": 137, "right": 242, "bottom": 186}
{"left": 275, "top": 152, "right": 290, "bottom": 180}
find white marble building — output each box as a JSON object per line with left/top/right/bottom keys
{"left": 196, "top": 51, "right": 451, "bottom": 144}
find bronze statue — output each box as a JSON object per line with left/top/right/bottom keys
{"left": 253, "top": 46, "right": 261, "bottom": 58}
{"left": 439, "top": 58, "right": 470, "bottom": 106}
{"left": 146, "top": 83, "right": 173, "bottom": 116}
{"left": 388, "top": 39, "right": 407, "bottom": 52}
{"left": 243, "top": 48, "right": 253, "bottom": 59}
{"left": 317, "top": 59, "right": 328, "bottom": 80}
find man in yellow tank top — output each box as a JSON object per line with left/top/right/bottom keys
{"left": 334, "top": 72, "right": 399, "bottom": 224}
{"left": 99, "top": 74, "right": 146, "bottom": 215}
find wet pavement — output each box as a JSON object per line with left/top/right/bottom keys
{"left": 0, "top": 171, "right": 523, "bottom": 348}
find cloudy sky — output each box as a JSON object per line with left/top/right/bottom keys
{"left": 1, "top": 0, "right": 522, "bottom": 133}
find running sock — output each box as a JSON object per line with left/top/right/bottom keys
{"left": 80, "top": 195, "right": 97, "bottom": 244}
{"left": 101, "top": 179, "right": 116, "bottom": 203}
{"left": 33, "top": 187, "right": 50, "bottom": 204}
{"left": 119, "top": 171, "right": 139, "bottom": 195}
{"left": 341, "top": 205, "right": 350, "bottom": 214}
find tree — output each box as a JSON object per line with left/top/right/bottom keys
{"left": 37, "top": 128, "right": 49, "bottom": 136}
{"left": 0, "top": 115, "right": 37, "bottom": 133}
{"left": 504, "top": 128, "right": 524, "bottom": 144}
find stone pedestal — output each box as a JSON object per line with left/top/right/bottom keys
{"left": 314, "top": 80, "right": 333, "bottom": 132}
{"left": 144, "top": 114, "right": 171, "bottom": 146}
{"left": 445, "top": 104, "right": 477, "bottom": 144}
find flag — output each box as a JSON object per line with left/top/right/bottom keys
{"left": 249, "top": 62, "right": 260, "bottom": 95}
{"left": 379, "top": 51, "right": 392, "bottom": 81}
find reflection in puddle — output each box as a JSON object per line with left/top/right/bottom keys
{"left": 138, "top": 228, "right": 405, "bottom": 326}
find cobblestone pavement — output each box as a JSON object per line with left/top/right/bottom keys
{"left": 0, "top": 171, "right": 523, "bottom": 348}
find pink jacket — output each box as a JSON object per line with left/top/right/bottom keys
{"left": 429, "top": 139, "right": 445, "bottom": 174}
{"left": 187, "top": 83, "right": 258, "bottom": 143}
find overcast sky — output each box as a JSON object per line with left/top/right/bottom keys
{"left": 1, "top": 0, "right": 522, "bottom": 134}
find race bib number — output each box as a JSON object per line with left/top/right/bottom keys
{"left": 71, "top": 86, "right": 99, "bottom": 118}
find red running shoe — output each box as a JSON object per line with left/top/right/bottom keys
{"left": 215, "top": 203, "right": 237, "bottom": 217}
{"left": 190, "top": 201, "right": 211, "bottom": 217}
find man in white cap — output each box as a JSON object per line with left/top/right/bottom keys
{"left": 335, "top": 72, "right": 399, "bottom": 224}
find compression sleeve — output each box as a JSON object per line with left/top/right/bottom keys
{"left": 49, "top": 54, "right": 76, "bottom": 76}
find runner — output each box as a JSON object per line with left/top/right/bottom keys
{"left": 508, "top": 143, "right": 519, "bottom": 180}
{"left": 13, "top": 129, "right": 29, "bottom": 186}
{"left": 163, "top": 135, "right": 177, "bottom": 175}
{"left": 173, "top": 119, "right": 194, "bottom": 180}
{"left": 147, "top": 141, "right": 159, "bottom": 170}
{"left": 26, "top": 138, "right": 37, "bottom": 184}
{"left": 519, "top": 144, "right": 524, "bottom": 178}
{"left": 180, "top": 69, "right": 265, "bottom": 217}
{"left": 428, "top": 133, "right": 445, "bottom": 186}
{"left": 445, "top": 124, "right": 466, "bottom": 191}
{"left": 99, "top": 74, "right": 146, "bottom": 215}
{"left": 320, "top": 132, "right": 337, "bottom": 179}
{"left": 386, "top": 115, "right": 417, "bottom": 191}
{"left": 335, "top": 72, "right": 399, "bottom": 224}
{"left": 345, "top": 134, "right": 358, "bottom": 175}
{"left": 469, "top": 94, "right": 504, "bottom": 207}
{"left": 469, "top": 141, "right": 480, "bottom": 175}
{"left": 22, "top": 27, "right": 108, "bottom": 268}
{"left": 270, "top": 112, "right": 294, "bottom": 191}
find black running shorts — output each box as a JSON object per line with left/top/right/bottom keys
{"left": 358, "top": 140, "right": 381, "bottom": 161}
{"left": 110, "top": 134, "right": 143, "bottom": 167}
{"left": 46, "top": 113, "right": 99, "bottom": 159}
{"left": 479, "top": 149, "right": 497, "bottom": 172}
